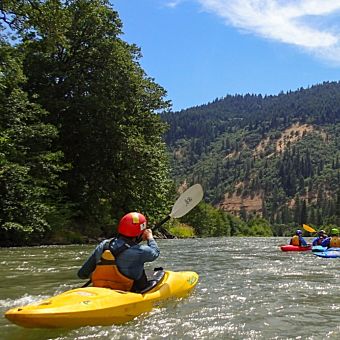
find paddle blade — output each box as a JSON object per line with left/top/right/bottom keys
{"left": 303, "top": 224, "right": 316, "bottom": 233}
{"left": 170, "top": 184, "right": 204, "bottom": 218}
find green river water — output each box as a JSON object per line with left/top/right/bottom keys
{"left": 0, "top": 237, "right": 339, "bottom": 339}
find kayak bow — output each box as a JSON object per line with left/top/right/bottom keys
{"left": 280, "top": 245, "right": 311, "bottom": 252}
{"left": 312, "top": 246, "right": 340, "bottom": 258}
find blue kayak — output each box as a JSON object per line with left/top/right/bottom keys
{"left": 312, "top": 246, "right": 340, "bottom": 258}
{"left": 312, "top": 246, "right": 326, "bottom": 252}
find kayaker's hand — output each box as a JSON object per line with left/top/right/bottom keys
{"left": 142, "top": 229, "right": 154, "bottom": 241}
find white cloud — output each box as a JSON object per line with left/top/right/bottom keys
{"left": 165, "top": 0, "right": 183, "bottom": 8}
{"left": 196, "top": 0, "right": 340, "bottom": 64}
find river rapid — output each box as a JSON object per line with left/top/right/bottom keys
{"left": 0, "top": 237, "right": 339, "bottom": 340}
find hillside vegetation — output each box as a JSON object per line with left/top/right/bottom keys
{"left": 162, "top": 83, "right": 340, "bottom": 229}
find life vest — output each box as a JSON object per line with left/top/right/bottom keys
{"left": 91, "top": 239, "right": 134, "bottom": 291}
{"left": 329, "top": 236, "right": 340, "bottom": 248}
{"left": 291, "top": 235, "right": 300, "bottom": 246}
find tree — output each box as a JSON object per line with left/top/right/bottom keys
{"left": 246, "top": 217, "right": 273, "bottom": 236}
{"left": 181, "top": 202, "right": 232, "bottom": 237}
{"left": 2, "top": 0, "right": 173, "bottom": 233}
{"left": 0, "top": 40, "right": 65, "bottom": 245}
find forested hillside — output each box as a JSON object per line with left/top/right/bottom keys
{"left": 161, "top": 83, "right": 340, "bottom": 228}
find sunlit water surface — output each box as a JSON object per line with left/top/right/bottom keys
{"left": 0, "top": 237, "right": 339, "bottom": 339}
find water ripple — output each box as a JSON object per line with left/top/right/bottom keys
{"left": 1, "top": 238, "right": 339, "bottom": 339}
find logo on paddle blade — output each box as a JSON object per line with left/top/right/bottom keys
{"left": 184, "top": 196, "right": 193, "bottom": 206}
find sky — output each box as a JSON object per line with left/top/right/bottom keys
{"left": 112, "top": 0, "right": 340, "bottom": 112}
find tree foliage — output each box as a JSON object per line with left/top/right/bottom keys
{"left": 0, "top": 40, "right": 65, "bottom": 245}
{"left": 0, "top": 0, "right": 172, "bottom": 245}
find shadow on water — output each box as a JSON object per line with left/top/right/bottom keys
{"left": 1, "top": 238, "right": 339, "bottom": 339}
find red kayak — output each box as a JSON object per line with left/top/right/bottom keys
{"left": 280, "top": 245, "right": 311, "bottom": 252}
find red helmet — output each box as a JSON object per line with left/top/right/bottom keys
{"left": 118, "top": 212, "right": 147, "bottom": 237}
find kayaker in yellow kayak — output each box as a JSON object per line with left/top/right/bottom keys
{"left": 289, "top": 229, "right": 308, "bottom": 247}
{"left": 321, "top": 228, "right": 340, "bottom": 248}
{"left": 78, "top": 212, "right": 160, "bottom": 292}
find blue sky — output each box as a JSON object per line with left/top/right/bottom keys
{"left": 112, "top": 0, "right": 340, "bottom": 112}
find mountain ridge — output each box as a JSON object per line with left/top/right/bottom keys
{"left": 161, "top": 81, "right": 340, "bottom": 226}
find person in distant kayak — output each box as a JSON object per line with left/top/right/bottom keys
{"left": 290, "top": 229, "right": 308, "bottom": 247}
{"left": 78, "top": 212, "right": 160, "bottom": 292}
{"left": 321, "top": 228, "right": 340, "bottom": 248}
{"left": 312, "top": 230, "right": 327, "bottom": 246}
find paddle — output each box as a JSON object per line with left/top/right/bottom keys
{"left": 302, "top": 224, "right": 316, "bottom": 233}
{"left": 151, "top": 183, "right": 204, "bottom": 232}
{"left": 302, "top": 224, "right": 330, "bottom": 249}
{"left": 81, "top": 184, "right": 204, "bottom": 287}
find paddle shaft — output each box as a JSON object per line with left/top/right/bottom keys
{"left": 151, "top": 215, "right": 170, "bottom": 232}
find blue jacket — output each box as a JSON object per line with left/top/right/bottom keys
{"left": 78, "top": 237, "right": 160, "bottom": 280}
{"left": 312, "top": 237, "right": 324, "bottom": 246}
{"left": 321, "top": 237, "right": 332, "bottom": 248}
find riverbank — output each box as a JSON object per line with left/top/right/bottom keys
{"left": 0, "top": 228, "right": 179, "bottom": 247}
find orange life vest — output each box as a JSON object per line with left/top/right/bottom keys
{"left": 91, "top": 249, "right": 134, "bottom": 291}
{"left": 291, "top": 235, "right": 300, "bottom": 246}
{"left": 330, "top": 236, "right": 340, "bottom": 248}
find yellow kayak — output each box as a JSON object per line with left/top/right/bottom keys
{"left": 5, "top": 270, "right": 198, "bottom": 328}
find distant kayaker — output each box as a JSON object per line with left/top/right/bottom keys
{"left": 78, "top": 212, "right": 160, "bottom": 292}
{"left": 289, "top": 229, "right": 308, "bottom": 247}
{"left": 312, "top": 230, "right": 327, "bottom": 246}
{"left": 321, "top": 228, "right": 340, "bottom": 248}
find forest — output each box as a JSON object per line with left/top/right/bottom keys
{"left": 161, "top": 83, "right": 340, "bottom": 235}
{"left": 0, "top": 1, "right": 339, "bottom": 246}
{"left": 0, "top": 0, "right": 175, "bottom": 246}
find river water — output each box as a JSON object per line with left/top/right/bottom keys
{"left": 0, "top": 237, "right": 339, "bottom": 339}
